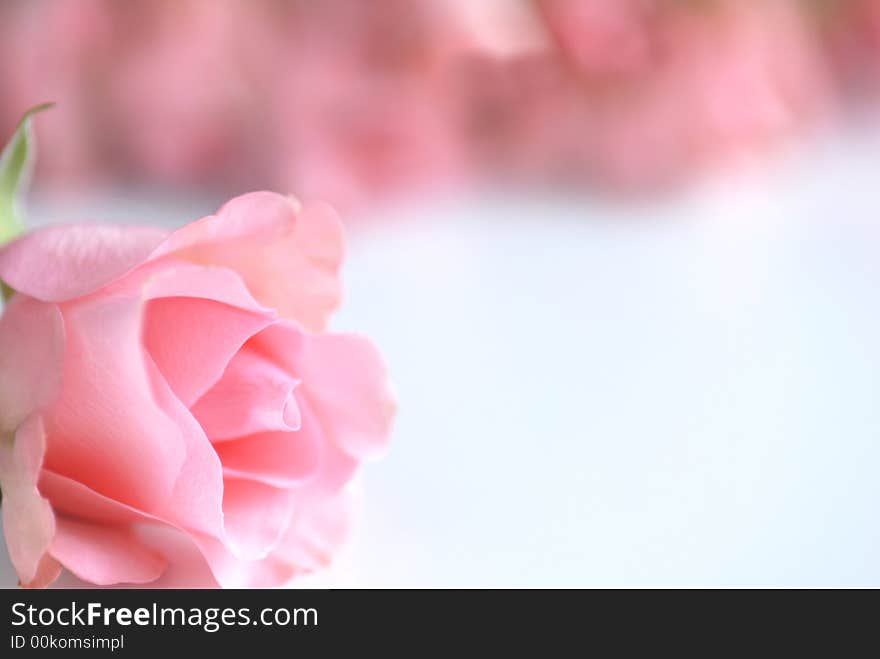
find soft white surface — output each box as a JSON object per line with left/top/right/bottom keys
{"left": 3, "top": 124, "right": 880, "bottom": 587}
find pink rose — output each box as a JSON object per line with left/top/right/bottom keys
{"left": 0, "top": 191, "right": 395, "bottom": 588}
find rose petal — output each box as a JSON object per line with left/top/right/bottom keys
{"left": 39, "top": 465, "right": 222, "bottom": 588}
{"left": 0, "top": 296, "right": 64, "bottom": 434}
{"left": 253, "top": 322, "right": 396, "bottom": 460}
{"left": 191, "top": 347, "right": 301, "bottom": 442}
{"left": 139, "top": 261, "right": 277, "bottom": 315}
{"left": 144, "top": 356, "right": 225, "bottom": 541}
{"left": 272, "top": 486, "right": 358, "bottom": 574}
{"left": 129, "top": 525, "right": 219, "bottom": 588}
{"left": 50, "top": 517, "right": 167, "bottom": 586}
{"left": 135, "top": 358, "right": 360, "bottom": 587}
{"left": 212, "top": 487, "right": 358, "bottom": 588}
{"left": 296, "top": 394, "right": 360, "bottom": 497}
{"left": 143, "top": 296, "right": 272, "bottom": 406}
{"left": 221, "top": 477, "right": 296, "bottom": 559}
{"left": 25, "top": 554, "right": 62, "bottom": 589}
{"left": 0, "top": 223, "right": 167, "bottom": 302}
{"left": 0, "top": 416, "right": 57, "bottom": 587}
{"left": 147, "top": 357, "right": 295, "bottom": 564}
{"left": 44, "top": 296, "right": 186, "bottom": 512}
{"left": 152, "top": 192, "right": 344, "bottom": 331}
{"left": 208, "top": 371, "right": 357, "bottom": 497}
{"left": 297, "top": 332, "right": 396, "bottom": 460}
{"left": 215, "top": 399, "right": 319, "bottom": 488}
{"left": 39, "top": 470, "right": 147, "bottom": 526}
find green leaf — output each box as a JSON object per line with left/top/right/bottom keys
{"left": 0, "top": 102, "right": 54, "bottom": 246}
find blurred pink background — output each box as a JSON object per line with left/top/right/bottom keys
{"left": 3, "top": 0, "right": 880, "bottom": 214}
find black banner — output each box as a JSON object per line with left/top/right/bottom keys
{"left": 0, "top": 587, "right": 869, "bottom": 652}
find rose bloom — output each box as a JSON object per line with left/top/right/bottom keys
{"left": 0, "top": 192, "right": 395, "bottom": 588}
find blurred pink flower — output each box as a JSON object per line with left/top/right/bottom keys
{"left": 100, "top": 0, "right": 279, "bottom": 188}
{"left": 0, "top": 191, "right": 395, "bottom": 587}
{"left": 0, "top": 0, "right": 847, "bottom": 204}
{"left": 272, "top": 59, "right": 468, "bottom": 213}
{"left": 267, "top": 0, "right": 479, "bottom": 212}
{"left": 478, "top": 0, "right": 833, "bottom": 191}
